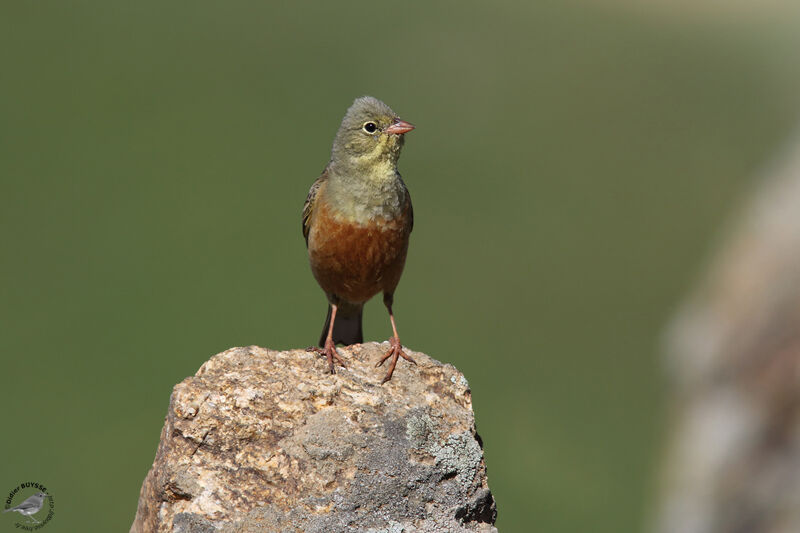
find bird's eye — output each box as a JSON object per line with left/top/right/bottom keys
{"left": 363, "top": 122, "right": 378, "bottom": 134}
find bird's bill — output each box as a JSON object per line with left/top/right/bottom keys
{"left": 385, "top": 119, "right": 415, "bottom": 135}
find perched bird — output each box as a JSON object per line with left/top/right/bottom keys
{"left": 3, "top": 492, "right": 48, "bottom": 523}
{"left": 303, "top": 96, "right": 416, "bottom": 383}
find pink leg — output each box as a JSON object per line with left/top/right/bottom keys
{"left": 376, "top": 305, "right": 416, "bottom": 383}
{"left": 307, "top": 304, "right": 347, "bottom": 373}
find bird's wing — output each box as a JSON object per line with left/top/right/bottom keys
{"left": 405, "top": 186, "right": 414, "bottom": 234}
{"left": 302, "top": 168, "right": 328, "bottom": 246}
{"left": 12, "top": 497, "right": 40, "bottom": 511}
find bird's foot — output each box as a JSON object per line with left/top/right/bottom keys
{"left": 306, "top": 339, "right": 347, "bottom": 374}
{"left": 376, "top": 336, "right": 416, "bottom": 384}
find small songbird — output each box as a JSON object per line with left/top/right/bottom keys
{"left": 303, "top": 96, "right": 416, "bottom": 383}
{"left": 3, "top": 492, "right": 48, "bottom": 523}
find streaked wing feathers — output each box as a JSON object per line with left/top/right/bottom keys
{"left": 302, "top": 169, "right": 328, "bottom": 246}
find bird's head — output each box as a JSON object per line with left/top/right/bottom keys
{"left": 331, "top": 96, "right": 414, "bottom": 172}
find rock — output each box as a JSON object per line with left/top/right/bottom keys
{"left": 130, "top": 343, "right": 497, "bottom": 533}
{"left": 653, "top": 131, "right": 800, "bottom": 533}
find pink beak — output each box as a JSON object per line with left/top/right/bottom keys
{"left": 385, "top": 118, "right": 415, "bottom": 135}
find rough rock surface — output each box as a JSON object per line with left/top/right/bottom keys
{"left": 130, "top": 343, "right": 497, "bottom": 533}
{"left": 654, "top": 131, "right": 800, "bottom": 533}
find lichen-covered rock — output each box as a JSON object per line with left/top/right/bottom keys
{"left": 130, "top": 343, "right": 497, "bottom": 533}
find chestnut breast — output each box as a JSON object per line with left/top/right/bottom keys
{"left": 308, "top": 198, "right": 411, "bottom": 304}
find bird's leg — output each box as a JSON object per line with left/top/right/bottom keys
{"left": 307, "top": 304, "right": 346, "bottom": 373}
{"left": 376, "top": 295, "right": 416, "bottom": 383}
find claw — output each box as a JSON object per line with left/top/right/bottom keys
{"left": 307, "top": 341, "right": 346, "bottom": 374}
{"left": 377, "top": 337, "right": 414, "bottom": 383}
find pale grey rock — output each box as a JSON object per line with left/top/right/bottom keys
{"left": 131, "top": 343, "right": 497, "bottom": 533}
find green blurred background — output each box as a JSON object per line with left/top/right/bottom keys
{"left": 2, "top": 1, "right": 800, "bottom": 531}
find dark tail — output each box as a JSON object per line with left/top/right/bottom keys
{"left": 319, "top": 304, "right": 363, "bottom": 346}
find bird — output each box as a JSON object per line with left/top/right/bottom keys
{"left": 303, "top": 96, "right": 416, "bottom": 383}
{"left": 3, "top": 492, "right": 48, "bottom": 523}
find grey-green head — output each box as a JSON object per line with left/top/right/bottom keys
{"left": 330, "top": 96, "right": 414, "bottom": 172}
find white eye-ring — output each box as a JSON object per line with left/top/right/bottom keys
{"left": 362, "top": 122, "right": 378, "bottom": 134}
